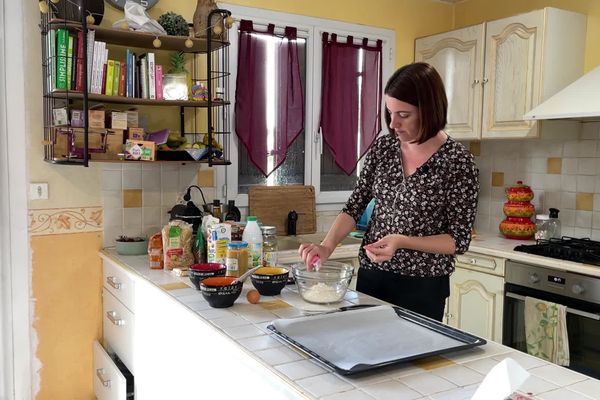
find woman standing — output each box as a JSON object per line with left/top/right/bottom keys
{"left": 299, "top": 62, "right": 479, "bottom": 321}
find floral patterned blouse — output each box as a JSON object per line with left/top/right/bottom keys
{"left": 342, "top": 133, "right": 479, "bottom": 277}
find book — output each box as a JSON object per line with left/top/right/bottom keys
{"left": 69, "top": 34, "right": 77, "bottom": 90}
{"left": 105, "top": 59, "right": 115, "bottom": 96}
{"left": 118, "top": 62, "right": 126, "bottom": 97}
{"left": 139, "top": 54, "right": 148, "bottom": 99}
{"left": 75, "top": 31, "right": 84, "bottom": 91}
{"left": 112, "top": 60, "right": 120, "bottom": 96}
{"left": 125, "top": 49, "right": 132, "bottom": 97}
{"left": 47, "top": 28, "right": 56, "bottom": 92}
{"left": 65, "top": 34, "right": 73, "bottom": 90}
{"left": 55, "top": 28, "right": 68, "bottom": 90}
{"left": 147, "top": 52, "right": 156, "bottom": 100}
{"left": 155, "top": 64, "right": 164, "bottom": 100}
{"left": 86, "top": 30, "right": 95, "bottom": 90}
{"left": 101, "top": 63, "right": 107, "bottom": 95}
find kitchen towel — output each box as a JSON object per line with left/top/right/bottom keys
{"left": 524, "top": 296, "right": 570, "bottom": 366}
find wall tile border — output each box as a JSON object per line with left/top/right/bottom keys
{"left": 29, "top": 207, "right": 103, "bottom": 236}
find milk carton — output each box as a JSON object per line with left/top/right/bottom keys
{"left": 207, "top": 223, "right": 231, "bottom": 264}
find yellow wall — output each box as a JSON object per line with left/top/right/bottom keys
{"left": 453, "top": 0, "right": 600, "bottom": 72}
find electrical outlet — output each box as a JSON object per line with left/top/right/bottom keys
{"left": 30, "top": 183, "right": 49, "bottom": 200}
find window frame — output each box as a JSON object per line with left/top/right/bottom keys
{"left": 218, "top": 3, "right": 395, "bottom": 210}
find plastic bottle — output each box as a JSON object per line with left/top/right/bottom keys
{"left": 242, "top": 216, "right": 263, "bottom": 269}
{"left": 148, "top": 232, "right": 164, "bottom": 269}
{"left": 224, "top": 200, "right": 241, "bottom": 222}
{"left": 548, "top": 208, "right": 561, "bottom": 239}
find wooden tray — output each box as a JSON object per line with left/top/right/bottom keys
{"left": 248, "top": 185, "right": 316, "bottom": 235}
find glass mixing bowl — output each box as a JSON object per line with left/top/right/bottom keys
{"left": 292, "top": 261, "right": 354, "bottom": 304}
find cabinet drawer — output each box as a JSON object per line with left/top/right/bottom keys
{"left": 455, "top": 252, "right": 505, "bottom": 276}
{"left": 103, "top": 259, "right": 135, "bottom": 312}
{"left": 93, "top": 341, "right": 128, "bottom": 400}
{"left": 103, "top": 288, "right": 135, "bottom": 373}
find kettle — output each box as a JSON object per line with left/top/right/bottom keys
{"left": 169, "top": 185, "right": 209, "bottom": 233}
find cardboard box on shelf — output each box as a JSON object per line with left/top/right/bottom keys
{"left": 125, "top": 140, "right": 155, "bottom": 161}
{"left": 53, "top": 128, "right": 124, "bottom": 160}
{"left": 127, "top": 127, "right": 145, "bottom": 141}
{"left": 126, "top": 110, "right": 139, "bottom": 127}
{"left": 108, "top": 111, "right": 128, "bottom": 130}
{"left": 88, "top": 110, "right": 105, "bottom": 129}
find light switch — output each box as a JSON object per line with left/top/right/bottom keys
{"left": 30, "top": 183, "right": 49, "bottom": 200}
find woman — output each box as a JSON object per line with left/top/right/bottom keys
{"left": 299, "top": 62, "right": 479, "bottom": 321}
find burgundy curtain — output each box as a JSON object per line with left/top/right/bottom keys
{"left": 320, "top": 33, "right": 382, "bottom": 175}
{"left": 235, "top": 20, "right": 304, "bottom": 177}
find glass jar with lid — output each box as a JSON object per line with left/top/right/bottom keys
{"left": 261, "top": 226, "right": 278, "bottom": 267}
{"left": 225, "top": 241, "right": 249, "bottom": 277}
{"left": 534, "top": 214, "right": 551, "bottom": 240}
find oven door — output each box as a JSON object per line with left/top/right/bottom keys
{"left": 503, "top": 283, "right": 600, "bottom": 379}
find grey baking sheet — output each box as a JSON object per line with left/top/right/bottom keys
{"left": 267, "top": 305, "right": 486, "bottom": 375}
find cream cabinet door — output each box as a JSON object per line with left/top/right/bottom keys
{"left": 415, "top": 24, "right": 485, "bottom": 140}
{"left": 482, "top": 10, "right": 544, "bottom": 139}
{"left": 448, "top": 267, "right": 504, "bottom": 342}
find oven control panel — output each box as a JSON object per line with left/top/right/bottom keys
{"left": 506, "top": 261, "right": 600, "bottom": 304}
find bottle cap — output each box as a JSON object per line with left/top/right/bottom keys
{"left": 213, "top": 199, "right": 221, "bottom": 206}
{"left": 549, "top": 208, "right": 560, "bottom": 218}
{"left": 228, "top": 200, "right": 235, "bottom": 206}
{"left": 227, "top": 241, "right": 248, "bottom": 248}
{"left": 261, "top": 226, "right": 276, "bottom": 235}
{"left": 247, "top": 216, "right": 257, "bottom": 222}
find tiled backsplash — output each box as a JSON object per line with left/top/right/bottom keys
{"left": 472, "top": 121, "right": 600, "bottom": 240}
{"left": 101, "top": 122, "right": 600, "bottom": 247}
{"left": 101, "top": 163, "right": 216, "bottom": 248}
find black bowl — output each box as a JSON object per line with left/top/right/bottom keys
{"left": 189, "top": 263, "right": 226, "bottom": 290}
{"left": 250, "top": 267, "right": 289, "bottom": 296}
{"left": 200, "top": 277, "right": 243, "bottom": 308}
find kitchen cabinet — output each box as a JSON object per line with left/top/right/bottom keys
{"left": 447, "top": 252, "right": 506, "bottom": 342}
{"left": 415, "top": 7, "right": 586, "bottom": 140}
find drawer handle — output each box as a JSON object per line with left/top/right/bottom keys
{"left": 106, "top": 311, "right": 125, "bottom": 326}
{"left": 106, "top": 276, "right": 122, "bottom": 290}
{"left": 96, "top": 368, "right": 111, "bottom": 388}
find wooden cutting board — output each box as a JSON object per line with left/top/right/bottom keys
{"left": 248, "top": 185, "right": 316, "bottom": 235}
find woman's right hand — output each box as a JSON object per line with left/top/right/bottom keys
{"left": 298, "top": 243, "right": 333, "bottom": 270}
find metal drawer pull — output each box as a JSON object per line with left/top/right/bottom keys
{"left": 96, "top": 368, "right": 111, "bottom": 388}
{"left": 106, "top": 276, "right": 122, "bottom": 290}
{"left": 506, "top": 292, "right": 600, "bottom": 321}
{"left": 106, "top": 311, "right": 125, "bottom": 326}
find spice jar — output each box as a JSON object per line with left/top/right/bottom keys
{"left": 261, "top": 226, "right": 278, "bottom": 267}
{"left": 225, "top": 241, "right": 249, "bottom": 277}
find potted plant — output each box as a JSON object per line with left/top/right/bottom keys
{"left": 163, "top": 51, "right": 189, "bottom": 100}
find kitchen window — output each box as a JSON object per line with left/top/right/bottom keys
{"left": 219, "top": 4, "right": 395, "bottom": 208}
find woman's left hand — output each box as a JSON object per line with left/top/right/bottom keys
{"left": 363, "top": 235, "right": 403, "bottom": 263}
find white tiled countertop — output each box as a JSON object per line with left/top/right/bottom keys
{"left": 467, "top": 231, "right": 600, "bottom": 277}
{"left": 100, "top": 249, "right": 600, "bottom": 399}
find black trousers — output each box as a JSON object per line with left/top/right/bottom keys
{"left": 356, "top": 268, "right": 450, "bottom": 321}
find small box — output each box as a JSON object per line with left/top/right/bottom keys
{"left": 88, "top": 110, "right": 105, "bottom": 129}
{"left": 53, "top": 128, "right": 124, "bottom": 160}
{"left": 125, "top": 140, "right": 155, "bottom": 161}
{"left": 92, "top": 129, "right": 125, "bottom": 160}
{"left": 70, "top": 109, "right": 84, "bottom": 128}
{"left": 108, "top": 111, "right": 128, "bottom": 130}
{"left": 52, "top": 107, "right": 69, "bottom": 126}
{"left": 126, "top": 111, "right": 139, "bottom": 127}
{"left": 127, "top": 127, "right": 145, "bottom": 141}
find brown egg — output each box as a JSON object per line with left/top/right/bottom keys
{"left": 246, "top": 289, "right": 261, "bottom": 304}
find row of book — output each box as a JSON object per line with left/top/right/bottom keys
{"left": 46, "top": 28, "right": 164, "bottom": 100}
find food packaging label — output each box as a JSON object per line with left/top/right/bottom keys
{"left": 207, "top": 224, "right": 231, "bottom": 264}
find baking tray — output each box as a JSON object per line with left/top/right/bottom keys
{"left": 267, "top": 305, "right": 486, "bottom": 375}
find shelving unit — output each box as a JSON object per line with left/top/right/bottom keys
{"left": 40, "top": 5, "right": 232, "bottom": 166}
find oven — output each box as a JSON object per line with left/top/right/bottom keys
{"left": 503, "top": 260, "right": 600, "bottom": 379}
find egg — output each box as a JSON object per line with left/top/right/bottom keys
{"left": 246, "top": 289, "right": 261, "bottom": 304}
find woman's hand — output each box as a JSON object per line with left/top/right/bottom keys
{"left": 363, "top": 234, "right": 404, "bottom": 263}
{"left": 298, "top": 243, "right": 334, "bottom": 270}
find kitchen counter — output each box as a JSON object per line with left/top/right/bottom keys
{"left": 100, "top": 249, "right": 600, "bottom": 399}
{"left": 468, "top": 232, "right": 600, "bottom": 277}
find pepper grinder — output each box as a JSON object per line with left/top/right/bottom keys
{"left": 287, "top": 210, "right": 298, "bottom": 236}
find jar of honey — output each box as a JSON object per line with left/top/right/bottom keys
{"left": 225, "top": 241, "right": 249, "bottom": 277}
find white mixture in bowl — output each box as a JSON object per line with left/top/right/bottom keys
{"left": 302, "top": 282, "right": 343, "bottom": 303}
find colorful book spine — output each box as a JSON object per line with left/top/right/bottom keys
{"left": 101, "top": 63, "right": 107, "bottom": 96}
{"left": 118, "top": 62, "right": 126, "bottom": 97}
{"left": 112, "top": 60, "right": 120, "bottom": 96}
{"left": 70, "top": 34, "right": 78, "bottom": 90}
{"left": 155, "top": 64, "right": 164, "bottom": 100}
{"left": 55, "top": 29, "right": 68, "bottom": 90}
{"left": 125, "top": 49, "right": 132, "bottom": 97}
{"left": 75, "top": 31, "right": 84, "bottom": 91}
{"left": 66, "top": 34, "right": 73, "bottom": 90}
{"left": 105, "top": 59, "right": 115, "bottom": 95}
{"left": 86, "top": 30, "right": 95, "bottom": 90}
{"left": 147, "top": 52, "right": 156, "bottom": 100}
{"left": 47, "top": 28, "right": 56, "bottom": 92}
{"left": 139, "top": 54, "right": 148, "bottom": 99}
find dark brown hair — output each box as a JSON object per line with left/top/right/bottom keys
{"left": 384, "top": 62, "right": 447, "bottom": 143}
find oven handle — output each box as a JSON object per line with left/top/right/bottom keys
{"left": 506, "top": 292, "right": 600, "bottom": 321}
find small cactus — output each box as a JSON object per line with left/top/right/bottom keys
{"left": 158, "top": 12, "right": 190, "bottom": 36}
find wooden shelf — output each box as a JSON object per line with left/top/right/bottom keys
{"left": 47, "top": 91, "right": 230, "bottom": 107}
{"left": 48, "top": 19, "right": 229, "bottom": 53}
